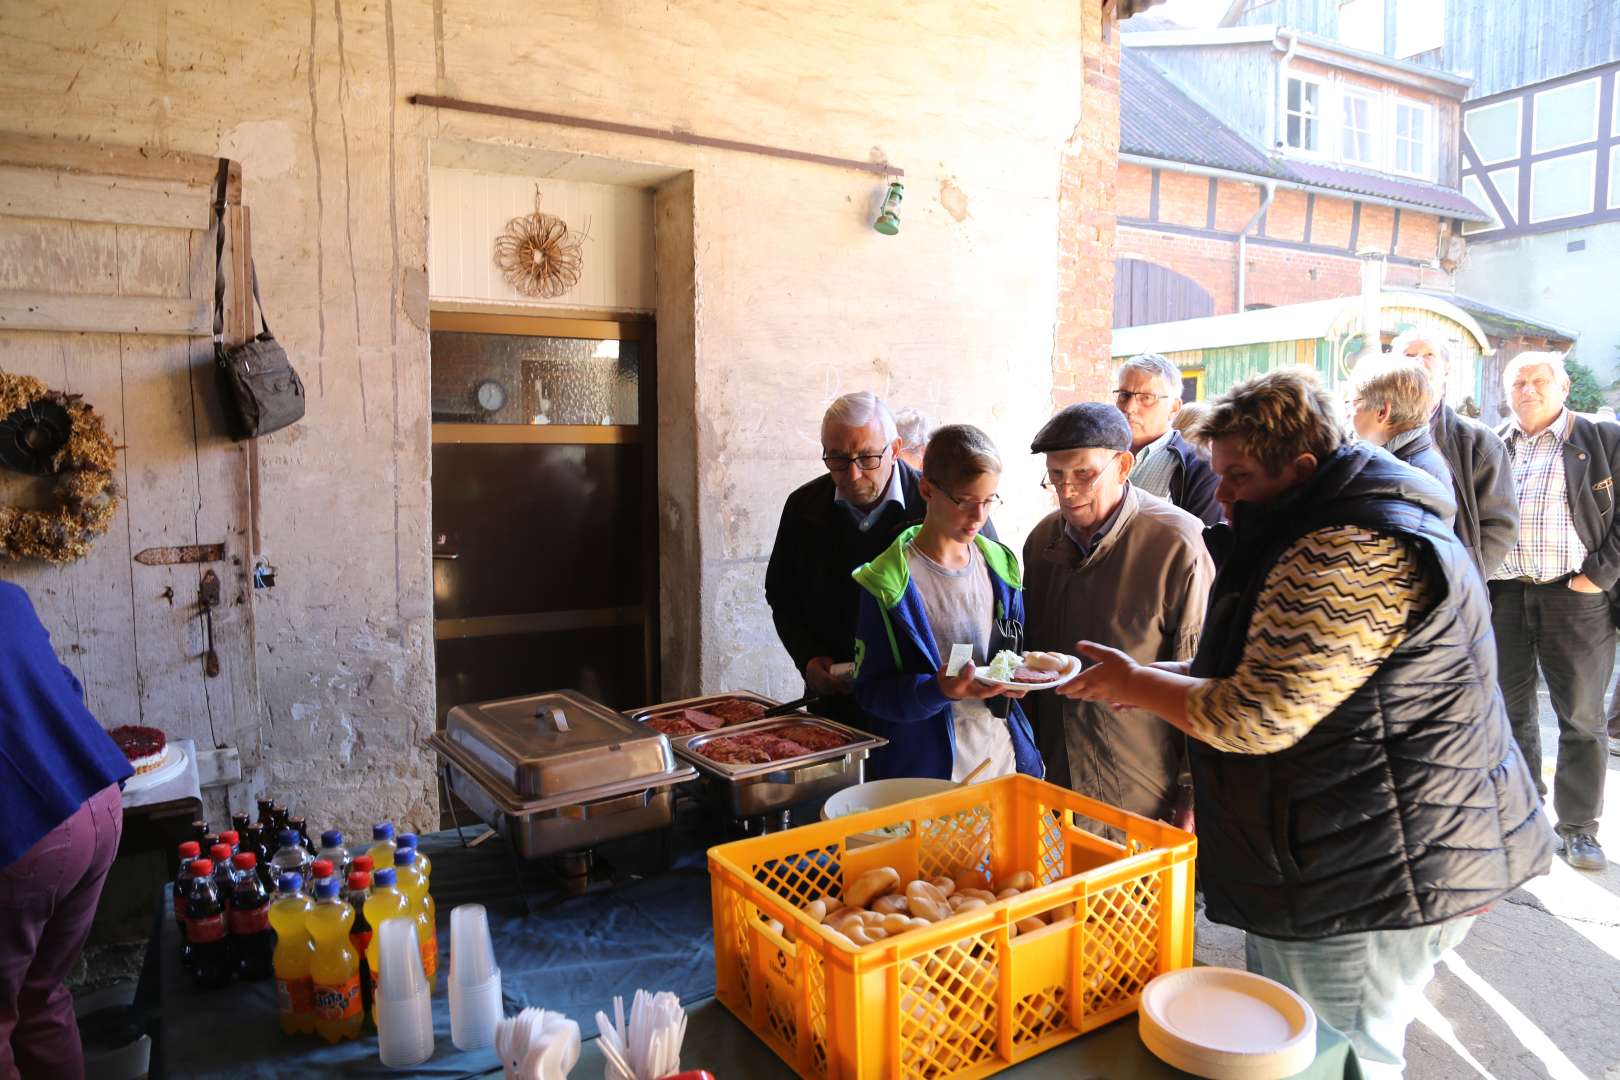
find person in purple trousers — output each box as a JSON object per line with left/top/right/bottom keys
{"left": 0, "top": 582, "right": 131, "bottom": 1080}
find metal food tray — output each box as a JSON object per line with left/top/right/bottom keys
{"left": 424, "top": 731, "right": 697, "bottom": 860}
{"left": 627, "top": 693, "right": 885, "bottom": 818}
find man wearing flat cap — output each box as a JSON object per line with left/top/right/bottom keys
{"left": 1022, "top": 403, "right": 1214, "bottom": 824}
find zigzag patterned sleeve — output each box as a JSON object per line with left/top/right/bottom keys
{"left": 1184, "top": 525, "right": 1435, "bottom": 754}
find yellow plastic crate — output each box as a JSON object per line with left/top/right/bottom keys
{"left": 707, "top": 774, "right": 1197, "bottom": 1080}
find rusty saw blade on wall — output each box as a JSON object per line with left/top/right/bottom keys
{"left": 134, "top": 543, "right": 225, "bottom": 566}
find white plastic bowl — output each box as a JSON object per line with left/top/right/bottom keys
{"left": 821, "top": 778, "right": 959, "bottom": 846}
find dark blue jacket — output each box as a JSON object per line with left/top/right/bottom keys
{"left": 850, "top": 526, "right": 1043, "bottom": 780}
{"left": 1162, "top": 430, "right": 1222, "bottom": 526}
{"left": 0, "top": 582, "right": 131, "bottom": 869}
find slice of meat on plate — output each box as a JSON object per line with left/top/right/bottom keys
{"left": 1011, "top": 666, "right": 1062, "bottom": 684}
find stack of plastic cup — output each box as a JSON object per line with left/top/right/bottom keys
{"left": 376, "top": 918, "right": 434, "bottom": 1067}
{"left": 449, "top": 903, "right": 503, "bottom": 1050}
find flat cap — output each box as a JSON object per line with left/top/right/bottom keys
{"left": 1029, "top": 403, "right": 1132, "bottom": 453}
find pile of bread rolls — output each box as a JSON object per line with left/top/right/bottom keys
{"left": 794, "top": 866, "right": 1076, "bottom": 949}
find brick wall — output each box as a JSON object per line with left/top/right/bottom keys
{"left": 1116, "top": 166, "right": 1455, "bottom": 324}
{"left": 1053, "top": 0, "right": 1121, "bottom": 408}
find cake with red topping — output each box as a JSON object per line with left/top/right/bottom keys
{"left": 109, "top": 724, "right": 167, "bottom": 775}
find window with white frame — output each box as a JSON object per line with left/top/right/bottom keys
{"left": 1394, "top": 0, "right": 1444, "bottom": 58}
{"left": 1341, "top": 89, "right": 1379, "bottom": 165}
{"left": 1285, "top": 78, "right": 1323, "bottom": 152}
{"left": 1338, "top": 0, "right": 1385, "bottom": 53}
{"left": 1391, "top": 99, "right": 1431, "bottom": 177}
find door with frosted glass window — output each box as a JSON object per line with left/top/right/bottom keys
{"left": 429, "top": 312, "right": 657, "bottom": 722}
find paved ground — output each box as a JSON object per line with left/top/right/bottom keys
{"left": 1194, "top": 671, "right": 1620, "bottom": 1080}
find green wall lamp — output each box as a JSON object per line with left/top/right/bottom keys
{"left": 873, "top": 181, "right": 904, "bottom": 235}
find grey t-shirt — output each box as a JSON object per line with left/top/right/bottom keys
{"left": 904, "top": 541, "right": 1017, "bottom": 780}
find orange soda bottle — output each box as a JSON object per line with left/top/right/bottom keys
{"left": 268, "top": 873, "right": 315, "bottom": 1035}
{"left": 366, "top": 822, "right": 396, "bottom": 870}
{"left": 308, "top": 877, "right": 363, "bottom": 1042}
{"left": 394, "top": 847, "right": 438, "bottom": 992}
{"left": 397, "top": 833, "right": 430, "bottom": 884}
{"left": 363, "top": 867, "right": 414, "bottom": 991}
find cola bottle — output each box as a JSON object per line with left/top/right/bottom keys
{"left": 228, "top": 852, "right": 275, "bottom": 980}
{"left": 184, "top": 860, "right": 233, "bottom": 989}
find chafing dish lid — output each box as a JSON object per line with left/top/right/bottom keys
{"left": 444, "top": 689, "right": 676, "bottom": 798}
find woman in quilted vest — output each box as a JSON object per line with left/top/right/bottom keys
{"left": 1060, "top": 368, "right": 1552, "bottom": 1079}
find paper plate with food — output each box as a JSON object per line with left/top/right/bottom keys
{"left": 972, "top": 649, "right": 1082, "bottom": 691}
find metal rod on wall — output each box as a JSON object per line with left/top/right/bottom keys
{"left": 408, "top": 94, "right": 903, "bottom": 179}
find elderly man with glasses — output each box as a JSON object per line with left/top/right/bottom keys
{"left": 1020, "top": 403, "right": 1213, "bottom": 824}
{"left": 1390, "top": 330, "right": 1518, "bottom": 579}
{"left": 1114, "top": 353, "right": 1222, "bottom": 526}
{"left": 766, "top": 392, "right": 996, "bottom": 732}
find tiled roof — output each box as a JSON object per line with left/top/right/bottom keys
{"left": 1285, "top": 160, "right": 1490, "bottom": 221}
{"left": 1120, "top": 50, "right": 1491, "bottom": 222}
{"left": 1388, "top": 287, "right": 1579, "bottom": 344}
{"left": 1119, "top": 50, "right": 1286, "bottom": 179}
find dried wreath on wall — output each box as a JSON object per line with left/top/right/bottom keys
{"left": 0, "top": 372, "right": 121, "bottom": 564}
{"left": 493, "top": 187, "right": 588, "bottom": 298}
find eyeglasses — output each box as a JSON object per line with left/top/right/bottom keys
{"left": 1040, "top": 453, "right": 1121, "bottom": 495}
{"left": 928, "top": 480, "right": 1004, "bottom": 515}
{"left": 1114, "top": 389, "right": 1171, "bottom": 407}
{"left": 822, "top": 446, "right": 891, "bottom": 472}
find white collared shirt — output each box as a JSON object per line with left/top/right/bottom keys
{"left": 1128, "top": 428, "right": 1177, "bottom": 500}
{"left": 1492, "top": 409, "right": 1587, "bottom": 582}
{"left": 834, "top": 466, "right": 905, "bottom": 531}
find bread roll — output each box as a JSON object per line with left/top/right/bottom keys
{"left": 904, "top": 880, "right": 948, "bottom": 906}
{"left": 907, "top": 895, "right": 951, "bottom": 922}
{"left": 847, "top": 867, "right": 902, "bottom": 909}
{"left": 996, "top": 871, "right": 1035, "bottom": 892}
{"left": 871, "top": 894, "right": 911, "bottom": 916}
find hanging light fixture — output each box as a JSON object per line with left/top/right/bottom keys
{"left": 873, "top": 181, "right": 904, "bottom": 235}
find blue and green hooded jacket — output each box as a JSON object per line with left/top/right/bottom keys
{"left": 850, "top": 526, "right": 1043, "bottom": 781}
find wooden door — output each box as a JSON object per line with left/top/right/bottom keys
{"left": 0, "top": 134, "right": 259, "bottom": 797}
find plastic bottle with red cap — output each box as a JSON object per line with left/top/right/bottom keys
{"left": 184, "top": 859, "right": 232, "bottom": 989}
{"left": 229, "top": 852, "right": 275, "bottom": 979}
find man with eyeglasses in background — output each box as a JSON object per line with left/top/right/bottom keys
{"left": 766, "top": 392, "right": 996, "bottom": 732}
{"left": 1113, "top": 353, "right": 1222, "bottom": 526}
{"left": 1021, "top": 403, "right": 1213, "bottom": 826}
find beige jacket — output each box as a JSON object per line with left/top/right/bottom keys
{"left": 1022, "top": 485, "right": 1215, "bottom": 822}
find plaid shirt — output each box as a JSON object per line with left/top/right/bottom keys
{"left": 1492, "top": 409, "right": 1587, "bottom": 583}
{"left": 1129, "top": 428, "right": 1178, "bottom": 500}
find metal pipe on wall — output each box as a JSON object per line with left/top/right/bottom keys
{"left": 1235, "top": 181, "right": 1276, "bottom": 312}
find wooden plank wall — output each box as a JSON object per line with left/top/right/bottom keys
{"left": 0, "top": 137, "right": 258, "bottom": 801}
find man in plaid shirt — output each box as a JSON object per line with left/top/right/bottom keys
{"left": 1490, "top": 352, "right": 1620, "bottom": 872}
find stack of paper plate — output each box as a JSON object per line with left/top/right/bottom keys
{"left": 1138, "top": 967, "right": 1317, "bottom": 1079}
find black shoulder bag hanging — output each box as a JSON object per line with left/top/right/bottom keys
{"left": 212, "top": 157, "right": 305, "bottom": 440}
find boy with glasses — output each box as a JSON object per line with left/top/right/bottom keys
{"left": 1021, "top": 403, "right": 1213, "bottom": 824}
{"left": 851, "top": 425, "right": 1041, "bottom": 781}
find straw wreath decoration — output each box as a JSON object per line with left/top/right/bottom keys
{"left": 0, "top": 371, "right": 121, "bottom": 564}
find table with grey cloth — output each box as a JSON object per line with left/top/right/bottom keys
{"left": 140, "top": 819, "right": 1360, "bottom": 1079}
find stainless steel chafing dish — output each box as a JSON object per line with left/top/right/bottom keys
{"left": 426, "top": 689, "right": 697, "bottom": 859}
{"left": 627, "top": 693, "right": 886, "bottom": 819}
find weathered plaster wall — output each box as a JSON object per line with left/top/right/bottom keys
{"left": 0, "top": 0, "right": 1110, "bottom": 828}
